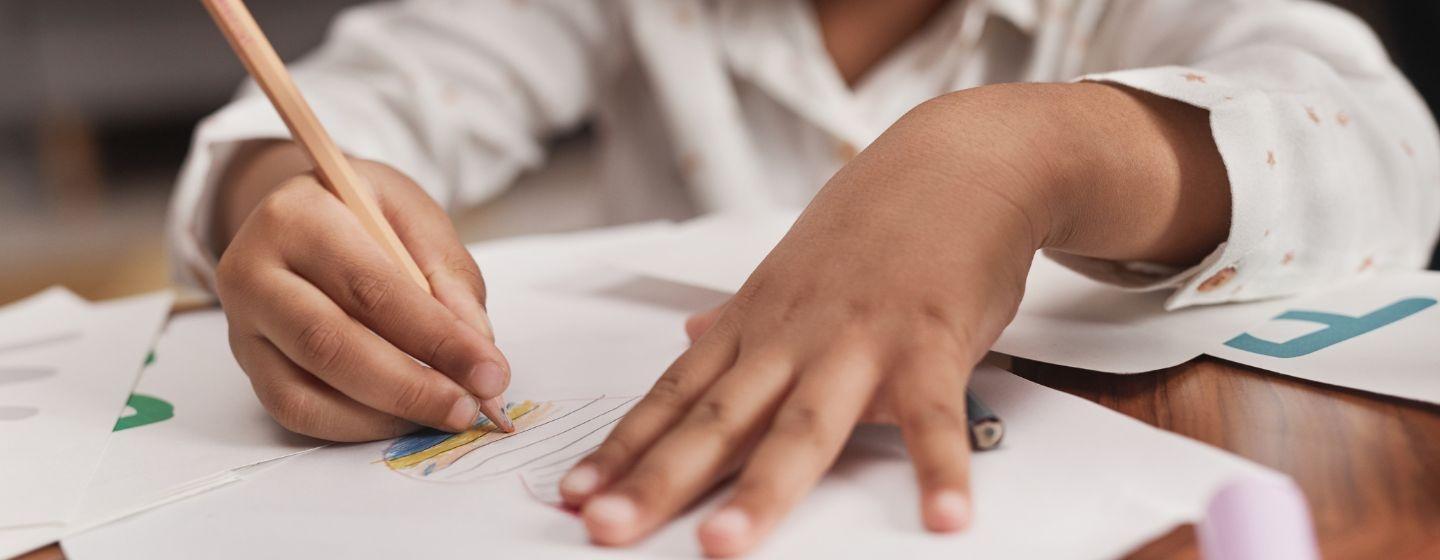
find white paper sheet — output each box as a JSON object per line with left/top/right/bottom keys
{"left": 995, "top": 257, "right": 1286, "bottom": 373}
{"left": 0, "top": 287, "right": 89, "bottom": 349}
{"left": 62, "top": 229, "right": 1282, "bottom": 558}
{"left": 602, "top": 212, "right": 1288, "bottom": 373}
{"left": 477, "top": 222, "right": 728, "bottom": 401}
{"left": 1207, "top": 272, "right": 1440, "bottom": 404}
{"left": 0, "top": 311, "right": 319, "bottom": 558}
{"left": 74, "top": 311, "right": 320, "bottom": 511}
{"left": 62, "top": 365, "right": 1282, "bottom": 560}
{"left": 0, "top": 290, "right": 173, "bottom": 530}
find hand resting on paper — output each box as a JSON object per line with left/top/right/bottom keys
{"left": 559, "top": 82, "right": 1232, "bottom": 556}
{"left": 211, "top": 141, "right": 512, "bottom": 441}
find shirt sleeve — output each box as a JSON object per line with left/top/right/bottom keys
{"left": 167, "top": 0, "right": 620, "bottom": 291}
{"left": 1055, "top": 0, "right": 1440, "bottom": 309}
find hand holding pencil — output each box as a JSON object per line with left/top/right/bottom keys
{"left": 201, "top": 0, "right": 514, "bottom": 440}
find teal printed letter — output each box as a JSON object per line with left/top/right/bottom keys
{"left": 1224, "top": 298, "right": 1436, "bottom": 358}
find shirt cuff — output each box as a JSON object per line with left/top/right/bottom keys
{"left": 1064, "top": 66, "right": 1293, "bottom": 310}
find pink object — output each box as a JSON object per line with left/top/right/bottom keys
{"left": 1199, "top": 476, "right": 1320, "bottom": 560}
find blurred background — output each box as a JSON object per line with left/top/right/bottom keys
{"left": 0, "top": 0, "right": 1436, "bottom": 304}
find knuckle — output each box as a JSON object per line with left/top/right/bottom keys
{"left": 389, "top": 377, "right": 436, "bottom": 420}
{"left": 685, "top": 399, "right": 744, "bottom": 445}
{"left": 347, "top": 272, "right": 393, "bottom": 315}
{"left": 447, "top": 258, "right": 487, "bottom": 297}
{"left": 771, "top": 404, "right": 826, "bottom": 445}
{"left": 731, "top": 476, "right": 779, "bottom": 503}
{"left": 214, "top": 252, "right": 259, "bottom": 304}
{"left": 777, "top": 293, "right": 806, "bottom": 324}
{"left": 646, "top": 374, "right": 689, "bottom": 408}
{"left": 254, "top": 183, "right": 310, "bottom": 227}
{"left": 904, "top": 398, "right": 966, "bottom": 434}
{"left": 690, "top": 398, "right": 733, "bottom": 427}
{"left": 295, "top": 320, "right": 347, "bottom": 373}
{"left": 424, "top": 330, "right": 459, "bottom": 369}
{"left": 842, "top": 297, "right": 872, "bottom": 321}
{"left": 263, "top": 387, "right": 316, "bottom": 435}
{"left": 620, "top": 465, "right": 671, "bottom": 503}
{"left": 214, "top": 252, "right": 239, "bottom": 290}
{"left": 917, "top": 302, "right": 953, "bottom": 331}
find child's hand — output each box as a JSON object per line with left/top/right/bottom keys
{"left": 558, "top": 96, "right": 1044, "bottom": 555}
{"left": 214, "top": 156, "right": 511, "bottom": 442}
{"left": 559, "top": 82, "right": 1229, "bottom": 555}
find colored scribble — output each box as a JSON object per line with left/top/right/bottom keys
{"left": 382, "top": 400, "right": 554, "bottom": 478}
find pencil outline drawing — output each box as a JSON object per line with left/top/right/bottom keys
{"left": 380, "top": 396, "right": 638, "bottom": 485}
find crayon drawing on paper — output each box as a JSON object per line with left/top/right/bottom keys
{"left": 379, "top": 396, "right": 637, "bottom": 489}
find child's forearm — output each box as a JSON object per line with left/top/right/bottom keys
{"left": 901, "top": 82, "right": 1232, "bottom": 267}
{"left": 210, "top": 140, "right": 314, "bottom": 256}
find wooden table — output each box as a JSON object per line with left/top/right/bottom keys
{"left": 17, "top": 356, "right": 1440, "bottom": 560}
{"left": 1014, "top": 356, "right": 1440, "bottom": 559}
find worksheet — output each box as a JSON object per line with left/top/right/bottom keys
{"left": 1208, "top": 272, "right": 1440, "bottom": 405}
{"left": 602, "top": 212, "right": 1290, "bottom": 373}
{"left": 0, "top": 290, "right": 173, "bottom": 530}
{"left": 61, "top": 228, "right": 1283, "bottom": 558}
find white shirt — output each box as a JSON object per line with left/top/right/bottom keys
{"left": 171, "top": 0, "right": 1440, "bottom": 309}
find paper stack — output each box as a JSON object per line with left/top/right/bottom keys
{"left": 0, "top": 288, "right": 173, "bottom": 552}
{"left": 61, "top": 224, "right": 1288, "bottom": 559}
{"left": 0, "top": 307, "right": 320, "bottom": 558}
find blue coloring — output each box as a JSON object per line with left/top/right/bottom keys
{"left": 383, "top": 430, "right": 453, "bottom": 461}
{"left": 382, "top": 412, "right": 502, "bottom": 461}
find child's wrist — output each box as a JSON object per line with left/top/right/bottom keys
{"left": 912, "top": 82, "right": 1228, "bottom": 266}
{"left": 897, "top": 84, "right": 1081, "bottom": 254}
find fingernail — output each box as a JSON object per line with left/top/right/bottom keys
{"left": 465, "top": 362, "right": 507, "bottom": 397}
{"left": 701, "top": 507, "right": 751, "bottom": 545}
{"left": 928, "top": 491, "right": 971, "bottom": 532}
{"left": 584, "top": 495, "right": 638, "bottom": 532}
{"left": 446, "top": 395, "right": 481, "bottom": 432}
{"left": 478, "top": 395, "right": 514, "bottom": 432}
{"left": 561, "top": 465, "right": 600, "bottom": 497}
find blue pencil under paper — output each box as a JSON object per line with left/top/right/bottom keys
{"left": 967, "top": 390, "right": 1004, "bottom": 451}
